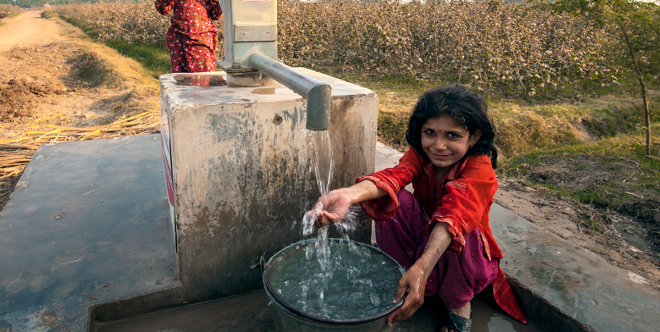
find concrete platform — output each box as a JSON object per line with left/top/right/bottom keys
{"left": 96, "top": 289, "right": 543, "bottom": 332}
{"left": 491, "top": 204, "right": 660, "bottom": 331}
{"left": 0, "top": 135, "right": 179, "bottom": 331}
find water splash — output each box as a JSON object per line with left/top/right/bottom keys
{"left": 292, "top": 129, "right": 378, "bottom": 318}
{"left": 299, "top": 129, "right": 363, "bottom": 237}
{"left": 302, "top": 201, "right": 360, "bottom": 237}
{"left": 335, "top": 206, "right": 359, "bottom": 234}
{"left": 300, "top": 129, "right": 332, "bottom": 237}
{"left": 302, "top": 201, "right": 322, "bottom": 237}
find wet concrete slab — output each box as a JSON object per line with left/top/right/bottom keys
{"left": 492, "top": 204, "right": 660, "bottom": 332}
{"left": 0, "top": 134, "right": 179, "bottom": 331}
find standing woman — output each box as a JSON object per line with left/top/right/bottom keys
{"left": 155, "top": 0, "right": 222, "bottom": 73}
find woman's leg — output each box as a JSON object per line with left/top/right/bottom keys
{"left": 166, "top": 30, "right": 185, "bottom": 73}
{"left": 374, "top": 189, "right": 441, "bottom": 297}
{"left": 375, "top": 189, "right": 499, "bottom": 307}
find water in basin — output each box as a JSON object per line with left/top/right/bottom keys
{"left": 264, "top": 238, "right": 404, "bottom": 322}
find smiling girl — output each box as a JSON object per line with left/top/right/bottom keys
{"left": 310, "top": 84, "right": 527, "bottom": 332}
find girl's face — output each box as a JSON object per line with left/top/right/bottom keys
{"left": 420, "top": 115, "right": 482, "bottom": 172}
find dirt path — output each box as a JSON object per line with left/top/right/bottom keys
{"left": 0, "top": 11, "right": 63, "bottom": 52}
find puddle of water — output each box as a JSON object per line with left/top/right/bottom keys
{"left": 469, "top": 295, "right": 547, "bottom": 332}
{"left": 610, "top": 211, "right": 660, "bottom": 263}
{"left": 173, "top": 74, "right": 227, "bottom": 87}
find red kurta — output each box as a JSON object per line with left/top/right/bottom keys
{"left": 357, "top": 147, "right": 527, "bottom": 323}
{"left": 155, "top": 0, "right": 222, "bottom": 73}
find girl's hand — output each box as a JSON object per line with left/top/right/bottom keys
{"left": 387, "top": 264, "right": 427, "bottom": 326}
{"left": 310, "top": 189, "right": 352, "bottom": 228}
{"left": 305, "top": 180, "right": 385, "bottom": 229}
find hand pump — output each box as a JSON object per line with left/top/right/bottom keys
{"left": 218, "top": 0, "right": 330, "bottom": 131}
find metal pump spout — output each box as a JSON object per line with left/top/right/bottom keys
{"left": 218, "top": 0, "right": 330, "bottom": 130}
{"left": 248, "top": 53, "right": 330, "bottom": 131}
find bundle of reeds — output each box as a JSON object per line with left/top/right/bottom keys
{"left": 0, "top": 110, "right": 159, "bottom": 180}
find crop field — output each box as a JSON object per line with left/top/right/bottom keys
{"left": 54, "top": 0, "right": 644, "bottom": 99}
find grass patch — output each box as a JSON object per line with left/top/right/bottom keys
{"left": 347, "top": 71, "right": 656, "bottom": 157}
{"left": 378, "top": 111, "right": 409, "bottom": 151}
{"left": 59, "top": 14, "right": 171, "bottom": 77}
{"left": 73, "top": 51, "right": 112, "bottom": 88}
{"left": 106, "top": 40, "right": 171, "bottom": 78}
{"left": 61, "top": 16, "right": 107, "bottom": 41}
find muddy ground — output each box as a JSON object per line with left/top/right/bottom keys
{"left": 1, "top": 10, "right": 659, "bottom": 291}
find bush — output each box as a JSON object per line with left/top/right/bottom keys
{"left": 0, "top": 4, "right": 24, "bottom": 19}
{"left": 41, "top": 9, "right": 57, "bottom": 19}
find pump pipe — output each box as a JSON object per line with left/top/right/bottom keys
{"left": 248, "top": 52, "right": 331, "bottom": 131}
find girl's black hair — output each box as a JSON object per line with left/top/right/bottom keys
{"left": 405, "top": 84, "right": 498, "bottom": 168}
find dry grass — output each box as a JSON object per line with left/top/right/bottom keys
{"left": 0, "top": 18, "right": 162, "bottom": 207}
{"left": 0, "top": 111, "right": 159, "bottom": 180}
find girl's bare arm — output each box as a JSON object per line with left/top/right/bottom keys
{"left": 387, "top": 222, "right": 452, "bottom": 326}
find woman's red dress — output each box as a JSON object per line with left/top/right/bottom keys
{"left": 155, "top": 0, "right": 223, "bottom": 73}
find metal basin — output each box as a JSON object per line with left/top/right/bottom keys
{"left": 263, "top": 238, "right": 405, "bottom": 331}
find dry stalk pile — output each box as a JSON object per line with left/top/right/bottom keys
{"left": 55, "top": 0, "right": 616, "bottom": 95}
{"left": 0, "top": 110, "right": 159, "bottom": 180}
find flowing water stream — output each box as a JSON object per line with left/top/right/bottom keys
{"left": 271, "top": 130, "right": 402, "bottom": 320}
{"left": 301, "top": 129, "right": 358, "bottom": 236}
